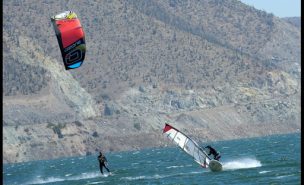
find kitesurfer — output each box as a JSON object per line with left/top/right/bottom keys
{"left": 205, "top": 145, "right": 221, "bottom": 161}
{"left": 98, "top": 152, "right": 111, "bottom": 175}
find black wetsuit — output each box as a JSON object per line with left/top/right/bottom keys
{"left": 98, "top": 154, "right": 110, "bottom": 174}
{"left": 206, "top": 146, "right": 221, "bottom": 160}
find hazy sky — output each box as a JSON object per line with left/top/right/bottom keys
{"left": 239, "top": 0, "right": 301, "bottom": 18}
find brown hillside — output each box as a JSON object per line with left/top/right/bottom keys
{"left": 3, "top": 0, "right": 300, "bottom": 163}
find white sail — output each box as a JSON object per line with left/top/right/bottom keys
{"left": 163, "top": 123, "right": 211, "bottom": 168}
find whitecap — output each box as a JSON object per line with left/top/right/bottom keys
{"left": 86, "top": 181, "right": 105, "bottom": 184}
{"left": 121, "top": 171, "right": 205, "bottom": 182}
{"left": 115, "top": 155, "right": 122, "bottom": 158}
{"left": 25, "top": 177, "right": 65, "bottom": 185}
{"left": 26, "top": 171, "right": 102, "bottom": 184}
{"left": 68, "top": 172, "right": 101, "bottom": 180}
{"left": 166, "top": 165, "right": 184, "bottom": 169}
{"left": 121, "top": 175, "right": 146, "bottom": 181}
{"left": 275, "top": 174, "right": 294, "bottom": 179}
{"left": 222, "top": 157, "right": 262, "bottom": 170}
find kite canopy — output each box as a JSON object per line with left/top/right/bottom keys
{"left": 51, "top": 11, "right": 86, "bottom": 70}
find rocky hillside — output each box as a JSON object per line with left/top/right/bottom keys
{"left": 282, "top": 17, "right": 301, "bottom": 29}
{"left": 3, "top": 0, "right": 301, "bottom": 163}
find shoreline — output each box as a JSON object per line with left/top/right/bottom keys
{"left": 3, "top": 130, "right": 300, "bottom": 165}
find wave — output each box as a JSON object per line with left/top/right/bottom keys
{"left": 25, "top": 177, "right": 66, "bottom": 185}
{"left": 121, "top": 174, "right": 177, "bottom": 181}
{"left": 115, "top": 154, "right": 123, "bottom": 158}
{"left": 222, "top": 157, "right": 262, "bottom": 170}
{"left": 86, "top": 181, "right": 105, "bottom": 184}
{"left": 166, "top": 165, "right": 185, "bottom": 169}
{"left": 24, "top": 172, "right": 102, "bottom": 185}
{"left": 120, "top": 171, "right": 204, "bottom": 181}
{"left": 274, "top": 174, "right": 295, "bottom": 179}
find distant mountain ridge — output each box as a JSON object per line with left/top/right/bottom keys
{"left": 282, "top": 17, "right": 301, "bottom": 29}
{"left": 3, "top": 0, "right": 300, "bottom": 163}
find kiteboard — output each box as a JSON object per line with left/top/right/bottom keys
{"left": 208, "top": 160, "right": 222, "bottom": 172}
{"left": 102, "top": 172, "right": 113, "bottom": 177}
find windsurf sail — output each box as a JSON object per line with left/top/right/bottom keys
{"left": 163, "top": 123, "right": 211, "bottom": 168}
{"left": 51, "top": 11, "right": 86, "bottom": 70}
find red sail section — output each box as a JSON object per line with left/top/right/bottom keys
{"left": 163, "top": 123, "right": 173, "bottom": 133}
{"left": 56, "top": 19, "right": 84, "bottom": 48}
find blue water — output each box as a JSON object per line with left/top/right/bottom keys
{"left": 3, "top": 133, "right": 301, "bottom": 185}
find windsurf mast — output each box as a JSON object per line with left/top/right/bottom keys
{"left": 163, "top": 123, "right": 211, "bottom": 167}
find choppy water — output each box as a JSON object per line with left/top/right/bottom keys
{"left": 3, "top": 133, "right": 301, "bottom": 185}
